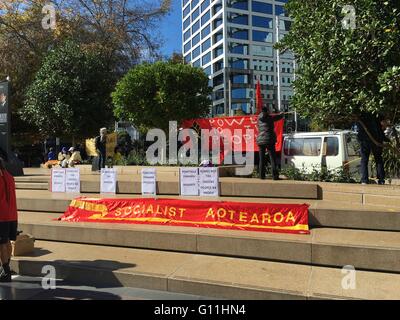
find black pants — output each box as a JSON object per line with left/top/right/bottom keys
{"left": 98, "top": 151, "right": 106, "bottom": 169}
{"left": 360, "top": 140, "right": 385, "bottom": 184}
{"left": 258, "top": 144, "right": 279, "bottom": 180}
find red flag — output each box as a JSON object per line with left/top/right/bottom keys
{"left": 256, "top": 80, "right": 263, "bottom": 114}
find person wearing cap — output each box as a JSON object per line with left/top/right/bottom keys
{"left": 58, "top": 147, "right": 71, "bottom": 168}
{"left": 68, "top": 147, "right": 83, "bottom": 167}
{"left": 0, "top": 157, "right": 18, "bottom": 282}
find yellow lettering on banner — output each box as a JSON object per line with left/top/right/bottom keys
{"left": 133, "top": 205, "right": 141, "bottom": 215}
{"left": 206, "top": 208, "right": 215, "bottom": 219}
{"left": 250, "top": 213, "right": 259, "bottom": 224}
{"left": 217, "top": 208, "right": 226, "bottom": 219}
{"left": 146, "top": 205, "right": 154, "bottom": 214}
{"left": 155, "top": 205, "right": 162, "bottom": 215}
{"left": 262, "top": 213, "right": 271, "bottom": 224}
{"left": 169, "top": 207, "right": 176, "bottom": 217}
{"left": 228, "top": 210, "right": 235, "bottom": 220}
{"left": 286, "top": 211, "right": 296, "bottom": 223}
{"left": 178, "top": 208, "right": 186, "bottom": 218}
{"left": 114, "top": 208, "right": 122, "bottom": 217}
{"left": 274, "top": 212, "right": 284, "bottom": 223}
{"left": 239, "top": 212, "right": 247, "bottom": 222}
{"left": 121, "top": 207, "right": 133, "bottom": 218}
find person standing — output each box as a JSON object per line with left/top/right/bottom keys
{"left": 256, "top": 107, "right": 284, "bottom": 180}
{"left": 95, "top": 128, "right": 107, "bottom": 170}
{"left": 0, "top": 157, "right": 18, "bottom": 282}
{"left": 357, "top": 113, "right": 389, "bottom": 185}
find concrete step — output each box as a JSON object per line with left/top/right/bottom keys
{"left": 16, "top": 190, "right": 400, "bottom": 231}
{"left": 11, "top": 240, "right": 400, "bottom": 300}
{"left": 18, "top": 211, "right": 400, "bottom": 273}
{"left": 16, "top": 182, "right": 48, "bottom": 190}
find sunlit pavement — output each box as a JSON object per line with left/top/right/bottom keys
{"left": 0, "top": 275, "right": 216, "bottom": 300}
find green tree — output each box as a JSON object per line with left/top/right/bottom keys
{"left": 277, "top": 0, "right": 400, "bottom": 127}
{"left": 20, "top": 41, "right": 114, "bottom": 138}
{"left": 112, "top": 61, "right": 212, "bottom": 132}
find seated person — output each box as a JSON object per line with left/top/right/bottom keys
{"left": 68, "top": 147, "right": 82, "bottom": 167}
{"left": 113, "top": 147, "right": 124, "bottom": 165}
{"left": 58, "top": 147, "right": 71, "bottom": 168}
{"left": 43, "top": 147, "right": 60, "bottom": 168}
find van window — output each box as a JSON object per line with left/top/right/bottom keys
{"left": 325, "top": 137, "right": 339, "bottom": 156}
{"left": 284, "top": 138, "right": 322, "bottom": 156}
{"left": 346, "top": 134, "right": 361, "bottom": 157}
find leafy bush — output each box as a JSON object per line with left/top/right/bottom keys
{"left": 281, "top": 165, "right": 358, "bottom": 183}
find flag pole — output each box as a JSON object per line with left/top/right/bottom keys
{"left": 275, "top": 15, "right": 282, "bottom": 112}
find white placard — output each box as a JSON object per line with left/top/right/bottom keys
{"left": 51, "top": 168, "right": 66, "bottom": 193}
{"left": 100, "top": 168, "right": 117, "bottom": 194}
{"left": 65, "top": 168, "right": 81, "bottom": 193}
{"left": 180, "top": 168, "right": 199, "bottom": 196}
{"left": 199, "top": 167, "right": 219, "bottom": 197}
{"left": 142, "top": 168, "right": 157, "bottom": 196}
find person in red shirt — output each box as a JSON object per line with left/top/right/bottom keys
{"left": 0, "top": 157, "right": 18, "bottom": 282}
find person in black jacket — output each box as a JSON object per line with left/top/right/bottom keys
{"left": 257, "top": 107, "right": 284, "bottom": 180}
{"left": 95, "top": 128, "right": 107, "bottom": 170}
{"left": 357, "top": 113, "right": 389, "bottom": 185}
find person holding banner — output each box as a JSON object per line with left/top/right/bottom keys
{"left": 257, "top": 107, "right": 284, "bottom": 180}
{"left": 95, "top": 128, "right": 107, "bottom": 170}
{"left": 0, "top": 157, "right": 18, "bottom": 282}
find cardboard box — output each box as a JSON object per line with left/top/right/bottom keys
{"left": 11, "top": 234, "right": 35, "bottom": 256}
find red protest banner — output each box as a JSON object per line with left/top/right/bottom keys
{"left": 60, "top": 197, "right": 310, "bottom": 234}
{"left": 181, "top": 115, "right": 284, "bottom": 153}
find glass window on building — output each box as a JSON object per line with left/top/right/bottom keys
{"left": 252, "top": 16, "right": 273, "bottom": 29}
{"left": 229, "top": 58, "right": 249, "bottom": 69}
{"left": 214, "top": 59, "right": 224, "bottom": 72}
{"left": 192, "top": 20, "right": 200, "bottom": 33}
{"left": 227, "top": 0, "right": 248, "bottom": 10}
{"left": 192, "top": 45, "right": 201, "bottom": 59}
{"left": 229, "top": 28, "right": 249, "bottom": 40}
{"left": 192, "top": 7, "right": 200, "bottom": 21}
{"left": 275, "top": 5, "right": 289, "bottom": 17}
{"left": 213, "top": 45, "right": 223, "bottom": 58}
{"left": 232, "top": 74, "right": 249, "bottom": 84}
{"left": 214, "top": 76, "right": 224, "bottom": 88}
{"left": 213, "top": 30, "right": 224, "bottom": 43}
{"left": 183, "top": 17, "right": 191, "bottom": 30}
{"left": 192, "top": 33, "right": 201, "bottom": 47}
{"left": 204, "top": 65, "right": 212, "bottom": 76}
{"left": 202, "top": 38, "right": 211, "bottom": 52}
{"left": 213, "top": 2, "right": 223, "bottom": 15}
{"left": 191, "top": 0, "right": 199, "bottom": 9}
{"left": 201, "top": 0, "right": 210, "bottom": 12}
{"left": 279, "top": 19, "right": 292, "bottom": 31}
{"left": 252, "top": 1, "right": 272, "bottom": 14}
{"left": 184, "top": 53, "right": 191, "bottom": 64}
{"left": 228, "top": 13, "right": 248, "bottom": 26}
{"left": 232, "top": 88, "right": 250, "bottom": 99}
{"left": 229, "top": 43, "right": 249, "bottom": 55}
{"left": 193, "top": 58, "right": 201, "bottom": 67}
{"left": 202, "top": 24, "right": 211, "bottom": 39}
{"left": 252, "top": 44, "right": 273, "bottom": 57}
{"left": 184, "top": 29, "right": 191, "bottom": 42}
{"left": 202, "top": 52, "right": 212, "bottom": 65}
{"left": 184, "top": 41, "right": 191, "bottom": 53}
{"left": 252, "top": 30, "right": 273, "bottom": 43}
{"left": 201, "top": 10, "right": 210, "bottom": 25}
{"left": 214, "top": 103, "right": 225, "bottom": 115}
{"left": 213, "top": 15, "right": 223, "bottom": 29}
{"left": 183, "top": 5, "right": 191, "bottom": 18}
{"left": 183, "top": 0, "right": 190, "bottom": 8}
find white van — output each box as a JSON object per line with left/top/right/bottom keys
{"left": 280, "top": 130, "right": 361, "bottom": 174}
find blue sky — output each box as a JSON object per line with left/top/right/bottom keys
{"left": 159, "top": 0, "right": 182, "bottom": 57}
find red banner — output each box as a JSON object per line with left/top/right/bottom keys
{"left": 60, "top": 197, "right": 310, "bottom": 234}
{"left": 181, "top": 115, "right": 284, "bottom": 153}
